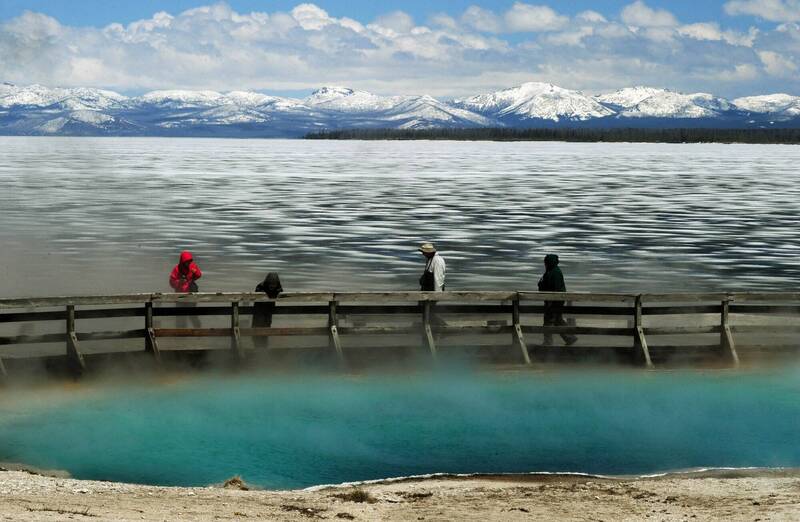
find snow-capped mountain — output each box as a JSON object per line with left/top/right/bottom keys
{"left": 0, "top": 81, "right": 797, "bottom": 136}
{"left": 733, "top": 94, "right": 800, "bottom": 121}
{"left": 303, "top": 86, "right": 495, "bottom": 128}
{"left": 596, "top": 87, "right": 734, "bottom": 119}
{"left": 453, "top": 82, "right": 614, "bottom": 122}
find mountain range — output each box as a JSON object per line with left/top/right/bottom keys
{"left": 1, "top": 81, "right": 798, "bottom": 137}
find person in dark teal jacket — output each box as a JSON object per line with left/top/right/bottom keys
{"left": 538, "top": 254, "right": 577, "bottom": 346}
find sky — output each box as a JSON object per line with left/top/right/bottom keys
{"left": 0, "top": 0, "right": 798, "bottom": 98}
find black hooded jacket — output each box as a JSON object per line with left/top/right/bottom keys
{"left": 538, "top": 254, "right": 566, "bottom": 292}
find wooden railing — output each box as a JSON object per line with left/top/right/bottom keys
{"left": 1, "top": 291, "right": 799, "bottom": 377}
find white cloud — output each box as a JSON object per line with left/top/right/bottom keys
{"left": 577, "top": 11, "right": 608, "bottom": 24}
{"left": 724, "top": 0, "right": 800, "bottom": 22}
{"left": 0, "top": 2, "right": 798, "bottom": 98}
{"left": 461, "top": 6, "right": 503, "bottom": 33}
{"left": 759, "top": 50, "right": 798, "bottom": 75}
{"left": 372, "top": 11, "right": 415, "bottom": 33}
{"left": 678, "top": 23, "right": 759, "bottom": 46}
{"left": 504, "top": 3, "right": 568, "bottom": 32}
{"left": 621, "top": 1, "right": 679, "bottom": 27}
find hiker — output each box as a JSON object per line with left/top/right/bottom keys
{"left": 253, "top": 272, "right": 282, "bottom": 348}
{"left": 169, "top": 251, "right": 202, "bottom": 328}
{"left": 169, "top": 251, "right": 202, "bottom": 293}
{"left": 419, "top": 243, "right": 446, "bottom": 292}
{"left": 538, "top": 254, "right": 577, "bottom": 346}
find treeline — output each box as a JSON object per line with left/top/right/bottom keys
{"left": 305, "top": 127, "right": 800, "bottom": 144}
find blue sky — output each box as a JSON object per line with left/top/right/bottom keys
{"left": 1, "top": 1, "right": 798, "bottom": 98}
{"left": 0, "top": 1, "right": 768, "bottom": 30}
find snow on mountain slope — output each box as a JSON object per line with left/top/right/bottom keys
{"left": 305, "top": 86, "right": 495, "bottom": 127}
{"left": 0, "top": 83, "right": 128, "bottom": 110}
{"left": 136, "top": 90, "right": 224, "bottom": 108}
{"left": 733, "top": 94, "right": 800, "bottom": 119}
{"left": 453, "top": 82, "right": 614, "bottom": 122}
{"left": 597, "top": 87, "right": 733, "bottom": 118}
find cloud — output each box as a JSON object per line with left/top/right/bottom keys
{"left": 759, "top": 50, "right": 798, "bottom": 75}
{"left": 461, "top": 6, "right": 503, "bottom": 33}
{"left": 504, "top": 3, "right": 569, "bottom": 32}
{"left": 678, "top": 23, "right": 759, "bottom": 46}
{"left": 724, "top": 0, "right": 800, "bottom": 22}
{"left": 621, "top": 1, "right": 679, "bottom": 27}
{"left": 0, "top": 2, "right": 798, "bottom": 98}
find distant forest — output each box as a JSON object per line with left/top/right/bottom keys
{"left": 305, "top": 128, "right": 800, "bottom": 144}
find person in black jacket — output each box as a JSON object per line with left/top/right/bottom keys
{"left": 538, "top": 254, "right": 577, "bottom": 346}
{"left": 253, "top": 272, "right": 282, "bottom": 347}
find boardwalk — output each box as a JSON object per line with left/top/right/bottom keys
{"left": 1, "top": 291, "right": 799, "bottom": 377}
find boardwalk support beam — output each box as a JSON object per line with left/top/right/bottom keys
{"left": 66, "top": 305, "right": 86, "bottom": 374}
{"left": 144, "top": 302, "right": 161, "bottom": 362}
{"left": 231, "top": 301, "right": 243, "bottom": 360}
{"left": 512, "top": 297, "right": 531, "bottom": 365}
{"left": 634, "top": 296, "right": 653, "bottom": 368}
{"left": 721, "top": 299, "right": 739, "bottom": 367}
{"left": 328, "top": 300, "right": 344, "bottom": 364}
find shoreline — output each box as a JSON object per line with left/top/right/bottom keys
{"left": 2, "top": 467, "right": 798, "bottom": 521}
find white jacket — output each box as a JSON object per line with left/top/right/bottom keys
{"left": 428, "top": 254, "right": 446, "bottom": 292}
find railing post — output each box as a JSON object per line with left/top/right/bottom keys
{"left": 328, "top": 300, "right": 344, "bottom": 365}
{"left": 721, "top": 299, "right": 740, "bottom": 367}
{"left": 422, "top": 300, "right": 438, "bottom": 360}
{"left": 512, "top": 296, "right": 531, "bottom": 365}
{"left": 231, "top": 301, "right": 243, "bottom": 360}
{"left": 144, "top": 301, "right": 161, "bottom": 362}
{"left": 633, "top": 296, "right": 653, "bottom": 368}
{"left": 66, "top": 304, "right": 86, "bottom": 374}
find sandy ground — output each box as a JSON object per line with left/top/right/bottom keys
{"left": 1, "top": 468, "right": 799, "bottom": 521}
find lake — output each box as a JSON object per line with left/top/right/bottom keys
{"left": 1, "top": 137, "right": 798, "bottom": 297}
{"left": 1, "top": 369, "right": 799, "bottom": 489}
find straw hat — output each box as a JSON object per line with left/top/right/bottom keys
{"left": 418, "top": 242, "right": 436, "bottom": 253}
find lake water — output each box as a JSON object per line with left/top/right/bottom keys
{"left": 1, "top": 369, "right": 799, "bottom": 489}
{"left": 1, "top": 137, "right": 799, "bottom": 297}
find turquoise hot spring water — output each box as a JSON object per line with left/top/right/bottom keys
{"left": 1, "top": 368, "right": 799, "bottom": 489}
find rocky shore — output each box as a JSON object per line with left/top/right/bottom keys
{"left": 1, "top": 467, "right": 798, "bottom": 521}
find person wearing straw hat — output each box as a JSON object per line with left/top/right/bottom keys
{"left": 419, "top": 242, "right": 446, "bottom": 292}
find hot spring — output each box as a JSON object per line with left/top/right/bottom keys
{"left": 1, "top": 368, "right": 799, "bottom": 489}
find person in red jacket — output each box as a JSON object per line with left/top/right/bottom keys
{"left": 169, "top": 251, "right": 202, "bottom": 293}
{"left": 169, "top": 251, "right": 202, "bottom": 328}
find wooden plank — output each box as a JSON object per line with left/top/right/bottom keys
{"left": 642, "top": 305, "right": 722, "bottom": 315}
{"left": 4, "top": 291, "right": 800, "bottom": 310}
{"left": 76, "top": 308, "right": 144, "bottom": 320}
{"left": 0, "top": 310, "right": 66, "bottom": 323}
{"left": 328, "top": 301, "right": 344, "bottom": 364}
{"left": 639, "top": 293, "right": 728, "bottom": 303}
{"left": 728, "top": 305, "right": 800, "bottom": 315}
{"left": 512, "top": 298, "right": 531, "bottom": 365}
{"left": 153, "top": 306, "right": 233, "bottom": 317}
{"left": 231, "top": 301, "right": 244, "bottom": 360}
{"left": 66, "top": 305, "right": 86, "bottom": 374}
{"left": 521, "top": 326, "right": 633, "bottom": 336}
{"left": 154, "top": 328, "right": 233, "bottom": 337}
{"left": 731, "top": 324, "right": 800, "bottom": 333}
{"left": 76, "top": 329, "right": 145, "bottom": 341}
{"left": 634, "top": 296, "right": 653, "bottom": 368}
{"left": 0, "top": 333, "right": 67, "bottom": 345}
{"left": 144, "top": 302, "right": 160, "bottom": 361}
{"left": 721, "top": 300, "right": 740, "bottom": 367}
{"left": 338, "top": 326, "right": 418, "bottom": 335}
{"left": 644, "top": 326, "right": 722, "bottom": 335}
{"left": 518, "top": 292, "right": 636, "bottom": 303}
{"left": 239, "top": 327, "right": 330, "bottom": 337}
{"left": 335, "top": 291, "right": 518, "bottom": 303}
{"left": 422, "top": 301, "right": 437, "bottom": 359}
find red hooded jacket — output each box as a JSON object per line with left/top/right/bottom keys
{"left": 169, "top": 251, "right": 202, "bottom": 293}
